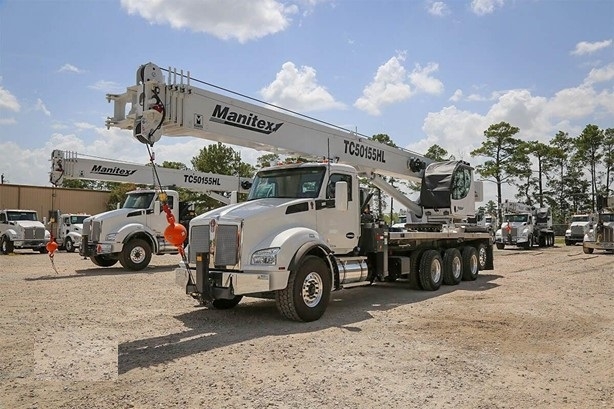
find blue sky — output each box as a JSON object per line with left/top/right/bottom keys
{"left": 1, "top": 0, "right": 613, "bottom": 204}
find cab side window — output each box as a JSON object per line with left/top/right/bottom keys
{"left": 326, "top": 173, "right": 352, "bottom": 201}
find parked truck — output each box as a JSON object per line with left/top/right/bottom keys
{"left": 565, "top": 213, "right": 591, "bottom": 246}
{"left": 583, "top": 197, "right": 614, "bottom": 254}
{"left": 49, "top": 150, "right": 252, "bottom": 270}
{"left": 48, "top": 212, "right": 91, "bottom": 252}
{"left": 103, "top": 62, "right": 495, "bottom": 321}
{"left": 0, "top": 209, "right": 51, "bottom": 254}
{"left": 495, "top": 201, "right": 555, "bottom": 249}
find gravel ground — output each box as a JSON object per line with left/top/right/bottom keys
{"left": 1, "top": 245, "right": 613, "bottom": 409}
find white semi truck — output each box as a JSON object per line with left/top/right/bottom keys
{"left": 583, "top": 197, "right": 614, "bottom": 254}
{"left": 49, "top": 150, "right": 252, "bottom": 270}
{"left": 104, "top": 62, "right": 494, "bottom": 321}
{"left": 495, "top": 200, "right": 555, "bottom": 249}
{"left": 565, "top": 213, "right": 591, "bottom": 246}
{"left": 0, "top": 209, "right": 51, "bottom": 254}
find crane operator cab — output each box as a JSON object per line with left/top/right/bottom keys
{"left": 419, "top": 161, "right": 479, "bottom": 223}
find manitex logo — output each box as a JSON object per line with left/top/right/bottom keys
{"left": 210, "top": 104, "right": 283, "bottom": 134}
{"left": 90, "top": 165, "right": 137, "bottom": 177}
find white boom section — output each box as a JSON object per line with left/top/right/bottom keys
{"left": 50, "top": 150, "right": 251, "bottom": 205}
{"left": 105, "top": 63, "right": 433, "bottom": 185}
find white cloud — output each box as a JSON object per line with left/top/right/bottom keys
{"left": 120, "top": 0, "right": 299, "bottom": 43}
{"left": 471, "top": 0, "right": 504, "bottom": 16}
{"left": 0, "top": 85, "right": 20, "bottom": 112}
{"left": 0, "top": 117, "right": 16, "bottom": 125}
{"left": 427, "top": 1, "right": 450, "bottom": 17}
{"left": 583, "top": 62, "right": 614, "bottom": 85}
{"left": 74, "top": 122, "right": 97, "bottom": 130}
{"left": 35, "top": 98, "right": 51, "bottom": 117}
{"left": 571, "top": 39, "right": 612, "bottom": 56}
{"left": 58, "top": 64, "right": 84, "bottom": 73}
{"left": 260, "top": 62, "right": 345, "bottom": 112}
{"left": 355, "top": 53, "right": 443, "bottom": 116}
{"left": 88, "top": 80, "right": 123, "bottom": 93}
{"left": 449, "top": 89, "right": 463, "bottom": 102}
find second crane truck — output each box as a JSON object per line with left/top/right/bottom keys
{"left": 104, "top": 62, "right": 494, "bottom": 321}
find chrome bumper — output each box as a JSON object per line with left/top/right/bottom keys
{"left": 174, "top": 267, "right": 289, "bottom": 295}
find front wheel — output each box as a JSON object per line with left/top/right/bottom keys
{"left": 583, "top": 246, "right": 594, "bottom": 254}
{"left": 91, "top": 254, "right": 119, "bottom": 267}
{"left": 1, "top": 236, "right": 14, "bottom": 255}
{"left": 496, "top": 243, "right": 505, "bottom": 250}
{"left": 119, "top": 239, "right": 152, "bottom": 271}
{"left": 64, "top": 238, "right": 75, "bottom": 253}
{"left": 276, "top": 255, "right": 331, "bottom": 322}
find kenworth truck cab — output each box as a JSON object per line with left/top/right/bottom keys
{"left": 104, "top": 62, "right": 495, "bottom": 321}
{"left": 0, "top": 209, "right": 51, "bottom": 254}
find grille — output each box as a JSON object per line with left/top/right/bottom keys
{"left": 571, "top": 225, "right": 585, "bottom": 236}
{"left": 214, "top": 225, "right": 238, "bottom": 266}
{"left": 188, "top": 225, "right": 210, "bottom": 264}
{"left": 91, "top": 221, "right": 102, "bottom": 242}
{"left": 24, "top": 227, "right": 44, "bottom": 240}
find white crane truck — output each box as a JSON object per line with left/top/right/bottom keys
{"left": 49, "top": 150, "right": 251, "bottom": 270}
{"left": 105, "top": 62, "right": 494, "bottom": 321}
{"left": 495, "top": 200, "right": 555, "bottom": 249}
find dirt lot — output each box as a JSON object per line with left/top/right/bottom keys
{"left": 1, "top": 245, "right": 612, "bottom": 409}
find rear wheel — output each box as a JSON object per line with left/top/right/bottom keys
{"left": 583, "top": 246, "right": 594, "bottom": 254}
{"left": 418, "top": 250, "right": 443, "bottom": 291}
{"left": 496, "top": 243, "right": 505, "bottom": 250}
{"left": 476, "top": 243, "right": 488, "bottom": 270}
{"left": 1, "top": 236, "right": 14, "bottom": 254}
{"left": 119, "top": 238, "right": 152, "bottom": 271}
{"left": 90, "top": 255, "right": 118, "bottom": 267}
{"left": 276, "top": 255, "right": 331, "bottom": 322}
{"left": 64, "top": 237, "right": 75, "bottom": 253}
{"left": 461, "top": 246, "right": 479, "bottom": 281}
{"left": 212, "top": 296, "right": 243, "bottom": 310}
{"left": 442, "top": 248, "right": 462, "bottom": 286}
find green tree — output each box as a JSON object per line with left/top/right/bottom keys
{"left": 470, "top": 122, "right": 523, "bottom": 221}
{"left": 601, "top": 128, "right": 614, "bottom": 197}
{"left": 190, "top": 142, "right": 256, "bottom": 211}
{"left": 424, "top": 144, "right": 450, "bottom": 161}
{"left": 256, "top": 153, "right": 281, "bottom": 169}
{"left": 574, "top": 124, "right": 604, "bottom": 211}
{"left": 106, "top": 183, "right": 138, "bottom": 210}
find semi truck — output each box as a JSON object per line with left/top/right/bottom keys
{"left": 0, "top": 209, "right": 51, "bottom": 254}
{"left": 565, "top": 213, "right": 591, "bottom": 246}
{"left": 104, "top": 62, "right": 495, "bottom": 321}
{"left": 48, "top": 212, "right": 91, "bottom": 252}
{"left": 495, "top": 200, "right": 555, "bottom": 249}
{"left": 583, "top": 197, "right": 614, "bottom": 254}
{"left": 49, "top": 150, "right": 251, "bottom": 270}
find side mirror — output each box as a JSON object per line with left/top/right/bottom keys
{"left": 334, "top": 181, "right": 348, "bottom": 211}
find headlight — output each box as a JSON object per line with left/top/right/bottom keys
{"left": 105, "top": 233, "right": 118, "bottom": 241}
{"left": 565, "top": 229, "right": 571, "bottom": 237}
{"left": 251, "top": 247, "right": 280, "bottom": 265}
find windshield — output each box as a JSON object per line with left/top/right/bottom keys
{"left": 123, "top": 192, "right": 155, "bottom": 209}
{"left": 70, "top": 215, "right": 89, "bottom": 224}
{"left": 7, "top": 211, "right": 38, "bottom": 221}
{"left": 248, "top": 167, "right": 326, "bottom": 200}
{"left": 504, "top": 214, "right": 528, "bottom": 223}
{"left": 571, "top": 215, "right": 589, "bottom": 222}
{"left": 600, "top": 213, "right": 614, "bottom": 222}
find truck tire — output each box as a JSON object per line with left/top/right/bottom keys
{"left": 496, "top": 243, "right": 505, "bottom": 250}
{"left": 211, "top": 296, "right": 243, "bottom": 310}
{"left": 461, "top": 246, "right": 479, "bottom": 281}
{"left": 38, "top": 247, "right": 48, "bottom": 254}
{"left": 1, "top": 236, "right": 14, "bottom": 254}
{"left": 583, "top": 246, "right": 594, "bottom": 254}
{"left": 418, "top": 250, "right": 443, "bottom": 291}
{"left": 442, "top": 248, "right": 462, "bottom": 286}
{"left": 275, "top": 255, "right": 331, "bottom": 322}
{"left": 119, "top": 239, "right": 152, "bottom": 271}
{"left": 90, "top": 255, "right": 118, "bottom": 267}
{"left": 476, "top": 243, "right": 488, "bottom": 271}
{"left": 64, "top": 238, "right": 75, "bottom": 253}
{"left": 565, "top": 239, "right": 571, "bottom": 246}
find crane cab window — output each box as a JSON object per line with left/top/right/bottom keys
{"left": 326, "top": 173, "right": 352, "bottom": 201}
{"left": 451, "top": 167, "right": 472, "bottom": 200}
{"left": 248, "top": 167, "right": 325, "bottom": 200}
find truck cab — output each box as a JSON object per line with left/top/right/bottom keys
{"left": 565, "top": 213, "right": 590, "bottom": 246}
{"left": 0, "top": 209, "right": 51, "bottom": 254}
{"left": 54, "top": 213, "right": 91, "bottom": 252}
{"left": 80, "top": 189, "right": 184, "bottom": 270}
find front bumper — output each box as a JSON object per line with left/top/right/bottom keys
{"left": 14, "top": 240, "right": 48, "bottom": 249}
